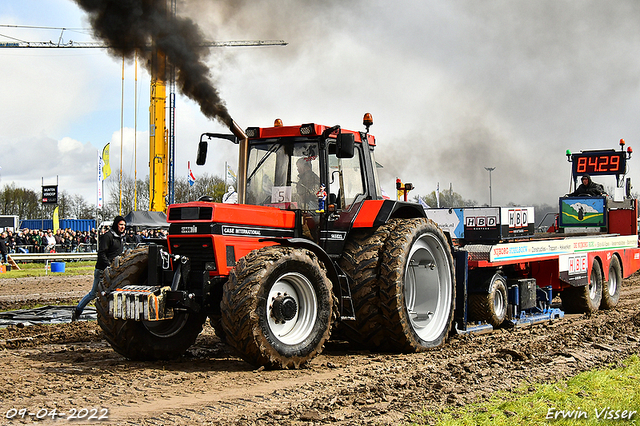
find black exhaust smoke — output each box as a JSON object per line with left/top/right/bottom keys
{"left": 73, "top": 0, "right": 231, "bottom": 125}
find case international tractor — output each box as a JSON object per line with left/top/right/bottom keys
{"left": 96, "top": 114, "right": 456, "bottom": 368}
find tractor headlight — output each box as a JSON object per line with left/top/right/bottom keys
{"left": 245, "top": 127, "right": 259, "bottom": 138}
{"left": 299, "top": 124, "right": 316, "bottom": 136}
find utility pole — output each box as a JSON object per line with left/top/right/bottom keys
{"left": 485, "top": 167, "right": 495, "bottom": 206}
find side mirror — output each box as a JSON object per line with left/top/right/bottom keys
{"left": 197, "top": 132, "right": 237, "bottom": 166}
{"left": 336, "top": 133, "right": 355, "bottom": 158}
{"left": 196, "top": 141, "right": 208, "bottom": 165}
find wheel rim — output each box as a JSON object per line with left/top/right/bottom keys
{"left": 607, "top": 265, "right": 618, "bottom": 297}
{"left": 589, "top": 268, "right": 598, "bottom": 300}
{"left": 143, "top": 312, "right": 189, "bottom": 338}
{"left": 403, "top": 233, "right": 453, "bottom": 342}
{"left": 267, "top": 272, "right": 318, "bottom": 345}
{"left": 493, "top": 284, "right": 506, "bottom": 319}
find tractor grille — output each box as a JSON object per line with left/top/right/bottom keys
{"left": 168, "top": 206, "right": 213, "bottom": 221}
{"left": 169, "top": 236, "right": 215, "bottom": 272}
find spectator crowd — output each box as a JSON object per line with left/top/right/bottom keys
{"left": 0, "top": 226, "right": 168, "bottom": 255}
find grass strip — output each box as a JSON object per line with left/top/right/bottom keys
{"left": 411, "top": 354, "right": 640, "bottom": 425}
{"left": 0, "top": 261, "right": 94, "bottom": 279}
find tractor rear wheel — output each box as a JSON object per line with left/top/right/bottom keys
{"left": 379, "top": 218, "right": 455, "bottom": 352}
{"left": 601, "top": 256, "right": 621, "bottom": 310}
{"left": 96, "top": 246, "right": 206, "bottom": 360}
{"left": 221, "top": 246, "right": 335, "bottom": 368}
{"left": 336, "top": 222, "right": 396, "bottom": 349}
{"left": 561, "top": 259, "right": 603, "bottom": 314}
{"left": 468, "top": 273, "right": 508, "bottom": 328}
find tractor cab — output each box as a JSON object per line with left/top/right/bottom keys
{"left": 197, "top": 115, "right": 385, "bottom": 255}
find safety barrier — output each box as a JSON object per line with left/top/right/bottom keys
{"left": 10, "top": 243, "right": 97, "bottom": 254}
{"left": 8, "top": 252, "right": 97, "bottom": 262}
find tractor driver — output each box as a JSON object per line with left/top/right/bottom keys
{"left": 568, "top": 174, "right": 607, "bottom": 197}
{"left": 296, "top": 157, "right": 320, "bottom": 208}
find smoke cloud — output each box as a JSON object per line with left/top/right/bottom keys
{"left": 73, "top": 0, "right": 231, "bottom": 125}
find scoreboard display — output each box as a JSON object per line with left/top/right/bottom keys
{"left": 571, "top": 150, "right": 626, "bottom": 176}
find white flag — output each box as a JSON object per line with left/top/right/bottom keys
{"left": 226, "top": 164, "right": 236, "bottom": 182}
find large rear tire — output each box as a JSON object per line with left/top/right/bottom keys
{"left": 468, "top": 273, "right": 508, "bottom": 327}
{"left": 601, "top": 256, "right": 621, "bottom": 310}
{"left": 96, "top": 247, "right": 206, "bottom": 360}
{"left": 379, "top": 218, "right": 455, "bottom": 352}
{"left": 561, "top": 259, "right": 603, "bottom": 314}
{"left": 221, "top": 246, "right": 335, "bottom": 368}
{"left": 336, "top": 223, "right": 396, "bottom": 349}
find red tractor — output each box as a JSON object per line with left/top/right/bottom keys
{"left": 96, "top": 115, "right": 456, "bottom": 368}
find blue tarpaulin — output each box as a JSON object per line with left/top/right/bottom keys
{"left": 20, "top": 219, "right": 96, "bottom": 232}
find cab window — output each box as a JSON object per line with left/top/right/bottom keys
{"left": 328, "top": 145, "right": 365, "bottom": 209}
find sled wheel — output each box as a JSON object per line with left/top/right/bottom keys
{"left": 221, "top": 246, "right": 335, "bottom": 369}
{"left": 601, "top": 256, "right": 621, "bottom": 310}
{"left": 468, "top": 273, "right": 508, "bottom": 327}
{"left": 96, "top": 246, "right": 206, "bottom": 360}
{"left": 379, "top": 218, "right": 455, "bottom": 351}
{"left": 561, "top": 259, "right": 603, "bottom": 314}
{"left": 335, "top": 222, "right": 397, "bottom": 349}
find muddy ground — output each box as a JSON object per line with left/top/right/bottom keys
{"left": 0, "top": 273, "right": 639, "bottom": 425}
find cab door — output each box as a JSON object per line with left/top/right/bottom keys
{"left": 322, "top": 144, "right": 368, "bottom": 256}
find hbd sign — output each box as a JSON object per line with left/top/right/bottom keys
{"left": 568, "top": 254, "right": 588, "bottom": 275}
{"left": 42, "top": 185, "right": 58, "bottom": 204}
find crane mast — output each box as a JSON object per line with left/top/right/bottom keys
{"left": 150, "top": 47, "right": 168, "bottom": 212}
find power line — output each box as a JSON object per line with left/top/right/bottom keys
{"left": 0, "top": 39, "right": 288, "bottom": 48}
{"left": 0, "top": 24, "right": 88, "bottom": 31}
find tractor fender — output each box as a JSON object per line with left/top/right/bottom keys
{"left": 353, "top": 199, "right": 426, "bottom": 229}
{"left": 259, "top": 238, "right": 341, "bottom": 290}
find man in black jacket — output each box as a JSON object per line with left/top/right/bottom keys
{"left": 72, "top": 216, "right": 126, "bottom": 321}
{"left": 568, "top": 174, "right": 607, "bottom": 197}
{"left": 0, "top": 232, "right": 8, "bottom": 263}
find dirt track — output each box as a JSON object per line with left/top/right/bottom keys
{"left": 0, "top": 273, "right": 639, "bottom": 425}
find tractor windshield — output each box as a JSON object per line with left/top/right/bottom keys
{"left": 246, "top": 140, "right": 321, "bottom": 210}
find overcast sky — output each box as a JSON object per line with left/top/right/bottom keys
{"left": 1, "top": 0, "right": 640, "bottom": 213}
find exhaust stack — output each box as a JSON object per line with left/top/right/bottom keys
{"left": 228, "top": 119, "right": 249, "bottom": 204}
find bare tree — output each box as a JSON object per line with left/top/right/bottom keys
{"left": 0, "top": 183, "right": 40, "bottom": 218}
{"left": 175, "top": 173, "right": 225, "bottom": 203}
{"left": 0, "top": 169, "right": 226, "bottom": 225}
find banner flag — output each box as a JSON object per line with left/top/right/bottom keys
{"left": 418, "top": 197, "right": 430, "bottom": 209}
{"left": 53, "top": 206, "right": 59, "bottom": 233}
{"left": 97, "top": 150, "right": 104, "bottom": 208}
{"left": 102, "top": 143, "right": 111, "bottom": 179}
{"left": 436, "top": 182, "right": 440, "bottom": 208}
{"left": 226, "top": 164, "right": 236, "bottom": 182}
{"left": 188, "top": 161, "right": 196, "bottom": 187}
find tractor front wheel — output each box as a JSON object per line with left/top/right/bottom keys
{"left": 221, "top": 246, "right": 335, "bottom": 368}
{"left": 96, "top": 247, "right": 206, "bottom": 360}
